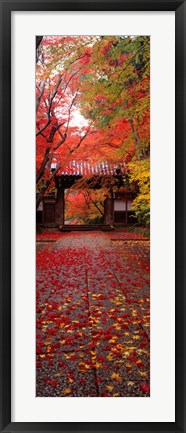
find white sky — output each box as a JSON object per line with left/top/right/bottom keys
{"left": 70, "top": 107, "right": 89, "bottom": 127}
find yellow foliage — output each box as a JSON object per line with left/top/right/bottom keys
{"left": 129, "top": 158, "right": 150, "bottom": 224}
{"left": 111, "top": 372, "right": 122, "bottom": 382}
{"left": 63, "top": 388, "right": 71, "bottom": 395}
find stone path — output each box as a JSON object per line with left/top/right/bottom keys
{"left": 36, "top": 231, "right": 150, "bottom": 397}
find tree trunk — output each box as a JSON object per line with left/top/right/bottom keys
{"left": 36, "top": 36, "right": 43, "bottom": 50}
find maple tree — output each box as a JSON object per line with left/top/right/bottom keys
{"left": 74, "top": 36, "right": 150, "bottom": 223}
{"left": 78, "top": 36, "right": 150, "bottom": 159}
{"left": 65, "top": 189, "right": 105, "bottom": 224}
{"left": 36, "top": 36, "right": 96, "bottom": 208}
{"left": 36, "top": 35, "right": 150, "bottom": 223}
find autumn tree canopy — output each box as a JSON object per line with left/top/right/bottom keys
{"left": 36, "top": 35, "right": 150, "bottom": 223}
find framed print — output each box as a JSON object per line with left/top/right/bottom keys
{"left": 0, "top": 0, "right": 185, "bottom": 432}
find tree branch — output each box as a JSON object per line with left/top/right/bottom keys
{"left": 36, "top": 147, "right": 50, "bottom": 184}
{"left": 85, "top": 190, "right": 104, "bottom": 216}
{"left": 36, "top": 74, "right": 62, "bottom": 137}
{"left": 36, "top": 80, "right": 46, "bottom": 113}
{"left": 36, "top": 165, "right": 60, "bottom": 209}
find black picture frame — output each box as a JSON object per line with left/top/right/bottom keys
{"left": 0, "top": 0, "right": 185, "bottom": 432}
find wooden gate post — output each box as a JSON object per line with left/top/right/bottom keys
{"left": 104, "top": 197, "right": 114, "bottom": 225}
{"left": 55, "top": 187, "right": 64, "bottom": 226}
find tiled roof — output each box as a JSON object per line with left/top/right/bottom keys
{"left": 54, "top": 160, "right": 126, "bottom": 177}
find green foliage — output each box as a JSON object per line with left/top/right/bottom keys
{"left": 122, "top": 226, "right": 150, "bottom": 238}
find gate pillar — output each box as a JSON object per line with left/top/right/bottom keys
{"left": 104, "top": 197, "right": 114, "bottom": 225}
{"left": 55, "top": 186, "right": 64, "bottom": 225}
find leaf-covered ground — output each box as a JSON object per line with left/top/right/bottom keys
{"left": 36, "top": 231, "right": 150, "bottom": 397}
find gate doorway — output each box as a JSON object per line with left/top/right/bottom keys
{"left": 64, "top": 187, "right": 104, "bottom": 226}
